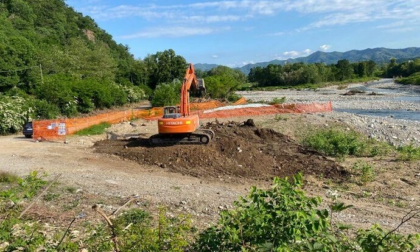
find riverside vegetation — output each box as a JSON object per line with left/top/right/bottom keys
{"left": 0, "top": 172, "right": 419, "bottom": 251}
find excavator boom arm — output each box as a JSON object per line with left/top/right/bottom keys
{"left": 180, "top": 64, "right": 200, "bottom": 116}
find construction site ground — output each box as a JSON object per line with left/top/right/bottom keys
{"left": 1, "top": 114, "right": 419, "bottom": 234}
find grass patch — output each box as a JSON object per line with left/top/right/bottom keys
{"left": 303, "top": 127, "right": 390, "bottom": 160}
{"left": 75, "top": 122, "right": 111, "bottom": 136}
{"left": 397, "top": 144, "right": 420, "bottom": 161}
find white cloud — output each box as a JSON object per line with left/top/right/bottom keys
{"left": 319, "top": 45, "right": 332, "bottom": 51}
{"left": 303, "top": 49, "right": 311, "bottom": 55}
{"left": 79, "top": 0, "right": 420, "bottom": 33}
{"left": 120, "top": 27, "right": 230, "bottom": 39}
{"left": 283, "top": 51, "right": 300, "bottom": 57}
{"left": 266, "top": 31, "right": 284, "bottom": 36}
{"left": 212, "top": 55, "right": 219, "bottom": 58}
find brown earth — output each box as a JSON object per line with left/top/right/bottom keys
{"left": 94, "top": 120, "right": 347, "bottom": 181}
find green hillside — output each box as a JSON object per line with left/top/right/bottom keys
{"left": 0, "top": 0, "right": 192, "bottom": 134}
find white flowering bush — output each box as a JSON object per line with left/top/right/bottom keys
{"left": 0, "top": 96, "right": 33, "bottom": 134}
{"left": 121, "top": 86, "right": 146, "bottom": 103}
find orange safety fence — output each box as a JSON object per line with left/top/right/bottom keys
{"left": 33, "top": 100, "right": 332, "bottom": 141}
{"left": 197, "top": 102, "right": 332, "bottom": 119}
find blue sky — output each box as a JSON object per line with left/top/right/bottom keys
{"left": 65, "top": 0, "right": 420, "bottom": 67}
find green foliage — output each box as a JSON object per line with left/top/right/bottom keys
{"left": 356, "top": 224, "right": 420, "bottom": 252}
{"left": 352, "top": 162, "right": 375, "bottom": 185}
{"left": 143, "top": 49, "right": 188, "bottom": 89}
{"left": 303, "top": 128, "right": 389, "bottom": 159}
{"left": 270, "top": 96, "right": 286, "bottom": 105}
{"left": 204, "top": 66, "right": 247, "bottom": 100}
{"left": 397, "top": 143, "right": 420, "bottom": 161}
{"left": 0, "top": 171, "right": 47, "bottom": 208}
{"left": 74, "top": 122, "right": 111, "bottom": 136}
{"left": 0, "top": 173, "right": 419, "bottom": 251}
{"left": 385, "top": 58, "right": 420, "bottom": 78}
{"left": 194, "top": 173, "right": 336, "bottom": 251}
{"left": 0, "top": 95, "right": 32, "bottom": 134}
{"left": 31, "top": 99, "right": 60, "bottom": 119}
{"left": 397, "top": 72, "right": 420, "bottom": 85}
{"left": 151, "top": 81, "right": 182, "bottom": 107}
{"left": 248, "top": 60, "right": 377, "bottom": 87}
{"left": 194, "top": 174, "right": 420, "bottom": 251}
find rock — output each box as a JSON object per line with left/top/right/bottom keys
{"left": 392, "top": 136, "right": 398, "bottom": 139}
{"left": 244, "top": 119, "right": 255, "bottom": 127}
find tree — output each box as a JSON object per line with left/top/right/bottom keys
{"left": 144, "top": 49, "right": 187, "bottom": 89}
{"left": 204, "top": 66, "right": 246, "bottom": 100}
{"left": 336, "top": 59, "right": 353, "bottom": 81}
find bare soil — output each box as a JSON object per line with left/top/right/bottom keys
{"left": 94, "top": 121, "right": 347, "bottom": 182}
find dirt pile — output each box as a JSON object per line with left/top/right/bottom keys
{"left": 94, "top": 120, "right": 347, "bottom": 181}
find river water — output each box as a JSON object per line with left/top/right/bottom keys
{"left": 333, "top": 79, "right": 420, "bottom": 122}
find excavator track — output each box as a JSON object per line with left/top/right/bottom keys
{"left": 149, "top": 129, "right": 215, "bottom": 146}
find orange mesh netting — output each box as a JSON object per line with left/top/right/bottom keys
{"left": 33, "top": 99, "right": 332, "bottom": 141}
{"left": 197, "top": 102, "right": 332, "bottom": 119}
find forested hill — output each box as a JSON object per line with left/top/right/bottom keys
{"left": 237, "top": 47, "right": 420, "bottom": 74}
{"left": 0, "top": 0, "right": 190, "bottom": 126}
{"left": 0, "top": 0, "right": 142, "bottom": 88}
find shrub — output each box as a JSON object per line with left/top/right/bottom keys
{"left": 353, "top": 162, "right": 375, "bottom": 184}
{"left": 270, "top": 96, "right": 286, "bottom": 105}
{"left": 31, "top": 99, "right": 60, "bottom": 119}
{"left": 151, "top": 81, "right": 182, "bottom": 107}
{"left": 303, "top": 128, "right": 389, "bottom": 159}
{"left": 397, "top": 144, "right": 420, "bottom": 161}
{"left": 0, "top": 95, "right": 32, "bottom": 134}
{"left": 194, "top": 174, "right": 420, "bottom": 252}
{"left": 122, "top": 85, "right": 146, "bottom": 103}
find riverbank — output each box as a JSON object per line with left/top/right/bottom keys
{"left": 238, "top": 79, "right": 420, "bottom": 147}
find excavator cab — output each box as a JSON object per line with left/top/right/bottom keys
{"left": 163, "top": 106, "right": 181, "bottom": 119}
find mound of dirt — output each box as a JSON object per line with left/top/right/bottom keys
{"left": 94, "top": 120, "right": 347, "bottom": 181}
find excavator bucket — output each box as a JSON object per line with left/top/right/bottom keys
{"left": 194, "top": 79, "right": 206, "bottom": 97}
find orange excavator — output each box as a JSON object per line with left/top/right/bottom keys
{"left": 149, "top": 63, "right": 215, "bottom": 145}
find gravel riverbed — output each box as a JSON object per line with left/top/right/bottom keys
{"left": 238, "top": 79, "right": 420, "bottom": 147}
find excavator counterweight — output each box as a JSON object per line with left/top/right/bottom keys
{"left": 149, "top": 64, "right": 214, "bottom": 146}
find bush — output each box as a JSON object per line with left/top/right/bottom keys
{"left": 303, "top": 128, "right": 389, "bottom": 159}
{"left": 194, "top": 173, "right": 420, "bottom": 251}
{"left": 353, "top": 161, "right": 375, "bottom": 184}
{"left": 270, "top": 96, "right": 286, "bottom": 105}
{"left": 0, "top": 95, "right": 32, "bottom": 134}
{"left": 397, "top": 72, "right": 420, "bottom": 85}
{"left": 31, "top": 99, "right": 60, "bottom": 119}
{"left": 151, "top": 81, "right": 182, "bottom": 107}
{"left": 397, "top": 143, "right": 420, "bottom": 161}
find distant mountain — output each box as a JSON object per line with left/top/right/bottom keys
{"left": 237, "top": 47, "right": 420, "bottom": 74}
{"left": 195, "top": 63, "right": 219, "bottom": 71}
